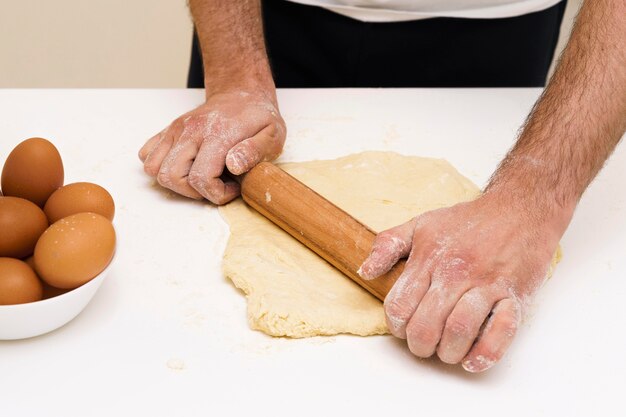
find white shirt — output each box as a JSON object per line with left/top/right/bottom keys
{"left": 284, "top": 0, "right": 563, "bottom": 22}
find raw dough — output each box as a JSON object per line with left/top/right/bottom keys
{"left": 219, "top": 151, "right": 481, "bottom": 337}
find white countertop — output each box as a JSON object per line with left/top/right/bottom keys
{"left": 1, "top": 89, "right": 624, "bottom": 416}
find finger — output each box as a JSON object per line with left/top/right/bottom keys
{"left": 436, "top": 288, "right": 494, "bottom": 364}
{"left": 405, "top": 271, "right": 473, "bottom": 358}
{"left": 358, "top": 220, "right": 416, "bottom": 280}
{"left": 383, "top": 251, "right": 432, "bottom": 339}
{"left": 157, "top": 138, "right": 203, "bottom": 199}
{"left": 188, "top": 137, "right": 240, "bottom": 205}
{"left": 225, "top": 124, "right": 285, "bottom": 175}
{"left": 139, "top": 130, "right": 164, "bottom": 162}
{"left": 143, "top": 129, "right": 175, "bottom": 177}
{"left": 461, "top": 298, "right": 521, "bottom": 373}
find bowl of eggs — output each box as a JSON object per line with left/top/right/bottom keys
{"left": 0, "top": 137, "right": 117, "bottom": 340}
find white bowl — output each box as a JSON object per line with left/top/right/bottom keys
{"left": 0, "top": 255, "right": 115, "bottom": 340}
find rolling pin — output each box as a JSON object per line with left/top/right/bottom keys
{"left": 236, "top": 162, "right": 405, "bottom": 302}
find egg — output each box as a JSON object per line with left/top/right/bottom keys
{"left": 23, "top": 255, "right": 36, "bottom": 270}
{"left": 0, "top": 196, "right": 49, "bottom": 258}
{"left": 44, "top": 182, "right": 115, "bottom": 223}
{"left": 23, "top": 255, "right": 68, "bottom": 299}
{"left": 1, "top": 137, "right": 64, "bottom": 207}
{"left": 0, "top": 257, "right": 43, "bottom": 305}
{"left": 34, "top": 212, "right": 115, "bottom": 289}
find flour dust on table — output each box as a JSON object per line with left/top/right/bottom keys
{"left": 219, "top": 151, "right": 481, "bottom": 337}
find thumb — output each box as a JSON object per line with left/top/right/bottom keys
{"left": 358, "top": 219, "right": 416, "bottom": 280}
{"left": 225, "top": 124, "right": 285, "bottom": 175}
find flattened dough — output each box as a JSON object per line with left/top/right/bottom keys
{"left": 219, "top": 151, "right": 481, "bottom": 337}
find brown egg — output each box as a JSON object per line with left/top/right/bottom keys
{"left": 0, "top": 257, "right": 43, "bottom": 305}
{"left": 41, "top": 282, "right": 70, "bottom": 299}
{"left": 44, "top": 182, "right": 115, "bottom": 223}
{"left": 1, "top": 137, "right": 64, "bottom": 207}
{"left": 34, "top": 212, "right": 116, "bottom": 289}
{"left": 0, "top": 196, "right": 48, "bottom": 258}
{"left": 23, "top": 255, "right": 68, "bottom": 299}
{"left": 23, "top": 255, "right": 36, "bottom": 270}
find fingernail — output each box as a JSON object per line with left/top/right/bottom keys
{"left": 357, "top": 264, "right": 371, "bottom": 280}
{"left": 233, "top": 154, "right": 245, "bottom": 172}
{"left": 462, "top": 355, "right": 495, "bottom": 373}
{"left": 462, "top": 359, "right": 479, "bottom": 373}
{"left": 357, "top": 258, "right": 379, "bottom": 280}
{"left": 229, "top": 153, "right": 245, "bottom": 173}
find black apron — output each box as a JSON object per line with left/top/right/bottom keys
{"left": 188, "top": 0, "right": 567, "bottom": 88}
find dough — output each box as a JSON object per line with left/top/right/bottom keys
{"left": 219, "top": 151, "right": 481, "bottom": 337}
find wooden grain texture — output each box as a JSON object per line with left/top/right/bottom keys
{"left": 239, "top": 162, "right": 404, "bottom": 302}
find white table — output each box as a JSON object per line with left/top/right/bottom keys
{"left": 1, "top": 89, "right": 624, "bottom": 416}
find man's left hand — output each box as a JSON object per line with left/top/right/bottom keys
{"left": 359, "top": 190, "right": 567, "bottom": 372}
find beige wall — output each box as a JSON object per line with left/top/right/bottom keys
{"left": 0, "top": 0, "right": 193, "bottom": 87}
{"left": 0, "top": 0, "right": 582, "bottom": 88}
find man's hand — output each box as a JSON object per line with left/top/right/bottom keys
{"left": 139, "top": 90, "right": 285, "bottom": 204}
{"left": 362, "top": 0, "right": 625, "bottom": 373}
{"left": 359, "top": 191, "right": 567, "bottom": 372}
{"left": 139, "top": 1, "right": 282, "bottom": 204}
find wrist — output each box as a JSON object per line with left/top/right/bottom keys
{"left": 203, "top": 62, "right": 275, "bottom": 101}
{"left": 483, "top": 168, "right": 576, "bottom": 239}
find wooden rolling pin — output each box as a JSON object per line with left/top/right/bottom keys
{"left": 237, "top": 162, "right": 405, "bottom": 302}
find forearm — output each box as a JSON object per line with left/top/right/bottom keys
{"left": 189, "top": 0, "right": 274, "bottom": 97}
{"left": 487, "top": 0, "right": 626, "bottom": 223}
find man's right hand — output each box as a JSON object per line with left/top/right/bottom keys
{"left": 138, "top": 89, "right": 286, "bottom": 204}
